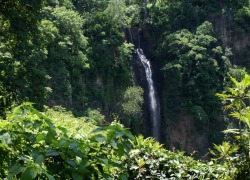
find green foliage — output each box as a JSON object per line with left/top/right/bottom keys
{"left": 45, "top": 106, "right": 97, "bottom": 135}
{"left": 114, "top": 42, "right": 134, "bottom": 86}
{"left": 0, "top": 103, "right": 134, "bottom": 179}
{"left": 104, "top": 0, "right": 127, "bottom": 25}
{"left": 40, "top": 5, "right": 89, "bottom": 110}
{"left": 234, "top": 6, "right": 250, "bottom": 33}
{"left": 227, "top": 66, "right": 247, "bottom": 82}
{"left": 0, "top": 0, "right": 50, "bottom": 113}
{"left": 216, "top": 73, "right": 250, "bottom": 179}
{"left": 210, "top": 141, "right": 239, "bottom": 161}
{"left": 0, "top": 0, "right": 94, "bottom": 116}
{"left": 149, "top": 0, "right": 205, "bottom": 34}
{"left": 125, "top": 135, "right": 235, "bottom": 179}
{"left": 83, "top": 2, "right": 135, "bottom": 115}
{"left": 119, "top": 86, "right": 143, "bottom": 134}
{"left": 125, "top": 2, "right": 141, "bottom": 26}
{"left": 45, "top": 0, "right": 75, "bottom": 8}
{"left": 0, "top": 0, "right": 44, "bottom": 35}
{"left": 0, "top": 104, "right": 236, "bottom": 179}
{"left": 160, "top": 21, "right": 228, "bottom": 122}
{"left": 217, "top": 73, "right": 250, "bottom": 111}
{"left": 86, "top": 108, "right": 106, "bottom": 125}
{"left": 190, "top": 106, "right": 209, "bottom": 123}
{"left": 121, "top": 86, "right": 143, "bottom": 118}
{"left": 0, "top": 0, "right": 139, "bottom": 119}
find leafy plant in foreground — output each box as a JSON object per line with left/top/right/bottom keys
{"left": 125, "top": 135, "right": 235, "bottom": 179}
{"left": 0, "top": 103, "right": 236, "bottom": 179}
{"left": 216, "top": 73, "right": 250, "bottom": 179}
{"left": 0, "top": 103, "right": 134, "bottom": 179}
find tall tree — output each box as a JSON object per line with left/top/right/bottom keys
{"left": 40, "top": 5, "right": 89, "bottom": 110}
{"left": 0, "top": 0, "right": 47, "bottom": 114}
{"left": 160, "top": 21, "right": 230, "bottom": 122}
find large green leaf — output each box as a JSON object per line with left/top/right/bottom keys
{"left": 102, "top": 173, "right": 113, "bottom": 180}
{"left": 98, "top": 157, "right": 109, "bottom": 165}
{"left": 67, "top": 160, "right": 77, "bottom": 168}
{"left": 35, "top": 155, "right": 45, "bottom": 165}
{"left": 72, "top": 173, "right": 82, "bottom": 180}
{"left": 36, "top": 134, "right": 46, "bottom": 142}
{"left": 42, "top": 172, "right": 55, "bottom": 180}
{"left": 110, "top": 139, "right": 117, "bottom": 149}
{"left": 119, "top": 174, "right": 128, "bottom": 180}
{"left": 45, "top": 150, "right": 60, "bottom": 156}
{"left": 7, "top": 164, "right": 25, "bottom": 180}
{"left": 20, "top": 167, "right": 37, "bottom": 180}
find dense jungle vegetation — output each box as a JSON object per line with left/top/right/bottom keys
{"left": 0, "top": 0, "right": 250, "bottom": 179}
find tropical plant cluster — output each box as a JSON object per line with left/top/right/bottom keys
{"left": 215, "top": 73, "right": 250, "bottom": 179}
{"left": 0, "top": 103, "right": 237, "bottom": 179}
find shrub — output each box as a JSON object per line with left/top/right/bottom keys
{"left": 0, "top": 103, "right": 236, "bottom": 179}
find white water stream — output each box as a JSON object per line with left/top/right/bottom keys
{"left": 136, "top": 48, "right": 160, "bottom": 141}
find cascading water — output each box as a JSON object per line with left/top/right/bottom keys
{"left": 136, "top": 48, "right": 161, "bottom": 141}
{"left": 125, "top": 2, "right": 161, "bottom": 140}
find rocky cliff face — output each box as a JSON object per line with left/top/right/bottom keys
{"left": 211, "top": 12, "right": 250, "bottom": 64}
{"left": 167, "top": 113, "right": 209, "bottom": 157}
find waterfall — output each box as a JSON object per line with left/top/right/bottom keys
{"left": 136, "top": 48, "right": 161, "bottom": 141}
{"left": 125, "top": 17, "right": 161, "bottom": 140}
